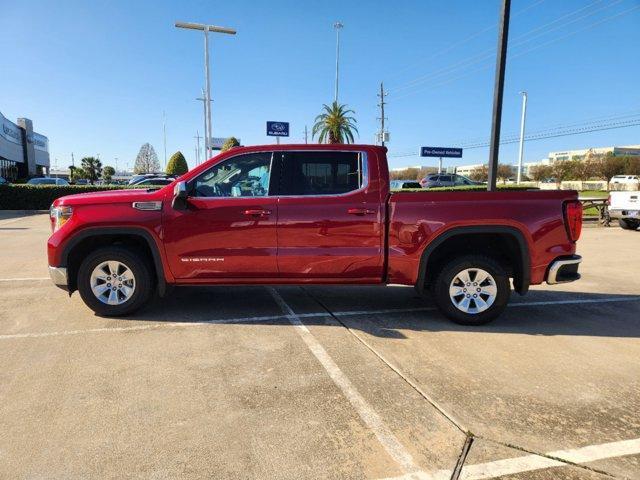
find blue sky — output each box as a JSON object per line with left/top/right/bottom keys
{"left": 1, "top": 0, "right": 639, "bottom": 172}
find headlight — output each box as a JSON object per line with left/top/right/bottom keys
{"left": 50, "top": 205, "right": 73, "bottom": 232}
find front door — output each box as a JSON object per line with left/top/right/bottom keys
{"left": 276, "top": 150, "right": 384, "bottom": 280}
{"left": 163, "top": 152, "right": 278, "bottom": 280}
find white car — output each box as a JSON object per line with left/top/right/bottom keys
{"left": 610, "top": 175, "right": 639, "bottom": 185}
{"left": 609, "top": 191, "right": 639, "bottom": 230}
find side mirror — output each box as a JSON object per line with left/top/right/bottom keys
{"left": 172, "top": 181, "right": 189, "bottom": 210}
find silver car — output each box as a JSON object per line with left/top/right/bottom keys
{"left": 420, "top": 174, "right": 480, "bottom": 188}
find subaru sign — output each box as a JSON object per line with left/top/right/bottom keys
{"left": 420, "top": 146, "right": 463, "bottom": 158}
{"left": 266, "top": 121, "right": 289, "bottom": 137}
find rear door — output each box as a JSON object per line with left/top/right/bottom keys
{"left": 276, "top": 150, "right": 384, "bottom": 280}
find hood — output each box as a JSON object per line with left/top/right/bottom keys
{"left": 53, "top": 187, "right": 168, "bottom": 207}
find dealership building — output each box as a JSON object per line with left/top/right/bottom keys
{"left": 0, "top": 110, "right": 50, "bottom": 181}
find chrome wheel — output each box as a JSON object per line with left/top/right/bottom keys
{"left": 449, "top": 268, "right": 497, "bottom": 314}
{"left": 90, "top": 261, "right": 136, "bottom": 305}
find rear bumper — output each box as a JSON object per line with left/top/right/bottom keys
{"left": 547, "top": 255, "right": 582, "bottom": 285}
{"left": 48, "top": 266, "right": 68, "bottom": 290}
{"left": 609, "top": 209, "right": 639, "bottom": 219}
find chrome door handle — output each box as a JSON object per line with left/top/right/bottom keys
{"left": 347, "top": 208, "right": 376, "bottom": 215}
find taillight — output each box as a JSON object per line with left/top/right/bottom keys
{"left": 564, "top": 200, "right": 582, "bottom": 242}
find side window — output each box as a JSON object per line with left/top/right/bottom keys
{"left": 440, "top": 175, "right": 452, "bottom": 183}
{"left": 281, "top": 151, "right": 362, "bottom": 196}
{"left": 193, "top": 153, "right": 272, "bottom": 197}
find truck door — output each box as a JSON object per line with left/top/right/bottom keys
{"left": 163, "top": 152, "right": 278, "bottom": 280}
{"left": 276, "top": 150, "right": 384, "bottom": 280}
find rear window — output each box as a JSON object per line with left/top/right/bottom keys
{"left": 280, "top": 151, "right": 362, "bottom": 196}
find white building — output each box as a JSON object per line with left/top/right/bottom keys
{"left": 548, "top": 145, "right": 640, "bottom": 162}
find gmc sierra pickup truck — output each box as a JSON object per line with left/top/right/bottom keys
{"left": 48, "top": 144, "right": 583, "bottom": 325}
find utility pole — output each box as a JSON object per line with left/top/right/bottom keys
{"left": 487, "top": 0, "right": 511, "bottom": 192}
{"left": 175, "top": 21, "right": 236, "bottom": 158}
{"left": 162, "top": 111, "right": 167, "bottom": 170}
{"left": 334, "top": 21, "right": 343, "bottom": 103}
{"left": 377, "top": 82, "right": 387, "bottom": 146}
{"left": 304, "top": 125, "right": 308, "bottom": 144}
{"left": 71, "top": 152, "right": 75, "bottom": 167}
{"left": 115, "top": 157, "right": 119, "bottom": 175}
{"left": 194, "top": 131, "right": 202, "bottom": 165}
{"left": 516, "top": 91, "right": 528, "bottom": 184}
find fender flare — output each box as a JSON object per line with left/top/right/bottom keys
{"left": 416, "top": 225, "right": 531, "bottom": 295}
{"left": 60, "top": 227, "right": 168, "bottom": 296}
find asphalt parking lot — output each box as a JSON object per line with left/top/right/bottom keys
{"left": 0, "top": 211, "right": 639, "bottom": 480}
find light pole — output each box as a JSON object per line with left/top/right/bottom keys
{"left": 175, "top": 21, "right": 236, "bottom": 158}
{"left": 334, "top": 21, "right": 343, "bottom": 103}
{"left": 516, "top": 91, "right": 528, "bottom": 184}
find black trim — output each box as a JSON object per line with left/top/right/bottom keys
{"left": 416, "top": 225, "right": 531, "bottom": 295}
{"left": 59, "top": 227, "right": 167, "bottom": 296}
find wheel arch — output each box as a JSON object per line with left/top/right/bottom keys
{"left": 416, "top": 225, "right": 531, "bottom": 295}
{"left": 60, "top": 227, "right": 168, "bottom": 296}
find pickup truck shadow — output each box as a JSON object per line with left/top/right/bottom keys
{"left": 124, "top": 285, "right": 640, "bottom": 339}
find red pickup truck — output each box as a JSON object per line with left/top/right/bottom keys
{"left": 47, "top": 144, "right": 582, "bottom": 325}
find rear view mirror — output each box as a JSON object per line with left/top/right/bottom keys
{"left": 172, "top": 181, "right": 189, "bottom": 210}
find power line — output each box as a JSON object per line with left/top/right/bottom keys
{"left": 389, "top": 0, "right": 622, "bottom": 97}
{"left": 391, "top": 2, "right": 640, "bottom": 100}
{"left": 389, "top": 118, "right": 640, "bottom": 157}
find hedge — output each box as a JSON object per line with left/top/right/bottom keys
{"left": 0, "top": 185, "right": 147, "bottom": 210}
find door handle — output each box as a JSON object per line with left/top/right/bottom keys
{"left": 347, "top": 208, "right": 376, "bottom": 215}
{"left": 243, "top": 209, "right": 272, "bottom": 217}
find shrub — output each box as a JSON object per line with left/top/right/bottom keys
{"left": 166, "top": 151, "right": 189, "bottom": 175}
{"left": 0, "top": 184, "right": 145, "bottom": 210}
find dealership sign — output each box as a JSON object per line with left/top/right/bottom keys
{"left": 266, "top": 121, "right": 289, "bottom": 137}
{"left": 420, "top": 146, "right": 463, "bottom": 158}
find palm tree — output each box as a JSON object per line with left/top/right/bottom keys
{"left": 312, "top": 101, "right": 358, "bottom": 144}
{"left": 80, "top": 157, "right": 103, "bottom": 184}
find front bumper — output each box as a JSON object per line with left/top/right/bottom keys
{"left": 48, "top": 266, "right": 68, "bottom": 288}
{"left": 547, "top": 255, "right": 582, "bottom": 285}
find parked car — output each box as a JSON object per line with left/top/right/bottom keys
{"left": 0, "top": 176, "right": 8, "bottom": 185}
{"left": 610, "top": 175, "right": 639, "bottom": 185}
{"left": 132, "top": 177, "right": 175, "bottom": 187}
{"left": 74, "top": 179, "right": 89, "bottom": 185}
{"left": 27, "top": 177, "right": 69, "bottom": 185}
{"left": 47, "top": 144, "right": 582, "bottom": 325}
{"left": 609, "top": 191, "right": 639, "bottom": 230}
{"left": 420, "top": 173, "right": 481, "bottom": 188}
{"left": 390, "top": 180, "right": 422, "bottom": 189}
{"left": 129, "top": 174, "right": 175, "bottom": 185}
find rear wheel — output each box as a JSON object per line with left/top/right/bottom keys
{"left": 618, "top": 218, "right": 639, "bottom": 230}
{"left": 431, "top": 255, "right": 510, "bottom": 325}
{"left": 77, "top": 246, "right": 154, "bottom": 316}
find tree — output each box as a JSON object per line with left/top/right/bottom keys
{"left": 80, "top": 157, "right": 102, "bottom": 184}
{"left": 592, "top": 154, "right": 624, "bottom": 183}
{"left": 529, "top": 164, "right": 553, "bottom": 182}
{"left": 165, "top": 151, "right": 189, "bottom": 175}
{"left": 497, "top": 164, "right": 514, "bottom": 184}
{"left": 469, "top": 165, "right": 488, "bottom": 182}
{"left": 551, "top": 160, "right": 574, "bottom": 186}
{"left": 102, "top": 166, "right": 115, "bottom": 183}
{"left": 312, "top": 101, "right": 358, "bottom": 144}
{"left": 70, "top": 167, "right": 87, "bottom": 183}
{"left": 134, "top": 143, "right": 160, "bottom": 174}
{"left": 221, "top": 137, "right": 241, "bottom": 152}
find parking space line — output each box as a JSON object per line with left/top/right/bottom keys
{"left": 2, "top": 295, "right": 639, "bottom": 341}
{"left": 0, "top": 277, "right": 50, "bottom": 282}
{"left": 267, "top": 287, "right": 428, "bottom": 479}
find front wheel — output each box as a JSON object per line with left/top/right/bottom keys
{"left": 619, "top": 218, "right": 639, "bottom": 230}
{"left": 432, "top": 255, "right": 510, "bottom": 325}
{"left": 77, "top": 246, "right": 154, "bottom": 316}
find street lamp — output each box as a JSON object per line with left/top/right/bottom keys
{"left": 175, "top": 21, "right": 236, "bottom": 158}
{"left": 334, "top": 21, "right": 343, "bottom": 103}
{"left": 517, "top": 91, "right": 528, "bottom": 184}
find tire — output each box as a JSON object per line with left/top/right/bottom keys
{"left": 431, "top": 255, "right": 510, "bottom": 326}
{"left": 618, "top": 218, "right": 639, "bottom": 230}
{"left": 77, "top": 246, "right": 154, "bottom": 316}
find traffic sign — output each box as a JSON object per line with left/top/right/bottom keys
{"left": 266, "top": 121, "right": 289, "bottom": 137}
{"left": 420, "top": 147, "right": 463, "bottom": 158}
